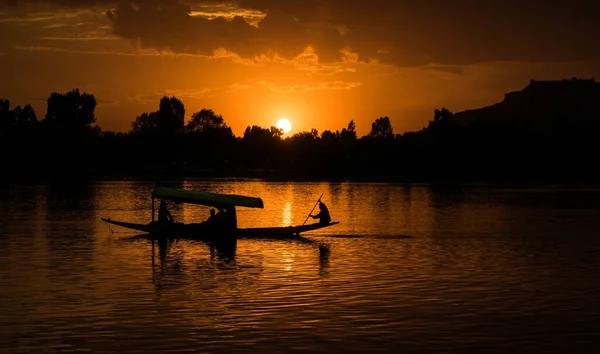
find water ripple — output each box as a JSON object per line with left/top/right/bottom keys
{"left": 1, "top": 182, "right": 600, "bottom": 353}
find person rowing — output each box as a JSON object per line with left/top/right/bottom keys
{"left": 309, "top": 201, "right": 331, "bottom": 225}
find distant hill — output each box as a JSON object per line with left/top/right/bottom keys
{"left": 451, "top": 78, "right": 600, "bottom": 135}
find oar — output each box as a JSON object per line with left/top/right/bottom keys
{"left": 302, "top": 193, "right": 323, "bottom": 226}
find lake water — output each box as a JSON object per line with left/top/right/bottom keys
{"left": 1, "top": 180, "right": 600, "bottom": 353}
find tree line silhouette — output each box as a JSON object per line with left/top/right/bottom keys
{"left": 2, "top": 80, "right": 599, "bottom": 184}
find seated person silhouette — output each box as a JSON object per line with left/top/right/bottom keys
{"left": 215, "top": 207, "right": 226, "bottom": 224}
{"left": 157, "top": 200, "right": 173, "bottom": 223}
{"left": 206, "top": 207, "right": 225, "bottom": 227}
{"left": 206, "top": 209, "right": 216, "bottom": 223}
{"left": 310, "top": 201, "right": 331, "bottom": 225}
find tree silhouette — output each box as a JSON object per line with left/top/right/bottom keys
{"left": 0, "top": 100, "right": 37, "bottom": 140}
{"left": 321, "top": 130, "right": 337, "bottom": 143}
{"left": 270, "top": 126, "right": 283, "bottom": 139}
{"left": 157, "top": 96, "right": 185, "bottom": 135}
{"left": 183, "top": 109, "right": 235, "bottom": 169}
{"left": 43, "top": 88, "right": 97, "bottom": 136}
{"left": 131, "top": 112, "right": 158, "bottom": 134}
{"left": 340, "top": 119, "right": 357, "bottom": 145}
{"left": 0, "top": 99, "right": 14, "bottom": 140}
{"left": 290, "top": 129, "right": 319, "bottom": 141}
{"left": 130, "top": 96, "right": 185, "bottom": 136}
{"left": 186, "top": 109, "right": 228, "bottom": 133}
{"left": 345, "top": 120, "right": 356, "bottom": 136}
{"left": 429, "top": 107, "right": 453, "bottom": 130}
{"left": 319, "top": 129, "right": 345, "bottom": 172}
{"left": 15, "top": 104, "right": 38, "bottom": 132}
{"left": 238, "top": 125, "right": 283, "bottom": 167}
{"left": 0, "top": 99, "right": 8, "bottom": 114}
{"left": 243, "top": 125, "right": 282, "bottom": 141}
{"left": 368, "top": 117, "right": 394, "bottom": 139}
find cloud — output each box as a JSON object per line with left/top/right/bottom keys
{"left": 14, "top": 44, "right": 163, "bottom": 56}
{"left": 419, "top": 64, "right": 468, "bottom": 76}
{"left": 0, "top": 13, "right": 54, "bottom": 22}
{"left": 128, "top": 87, "right": 216, "bottom": 103}
{"left": 97, "top": 98, "right": 118, "bottom": 105}
{"left": 189, "top": 2, "right": 264, "bottom": 26}
{"left": 0, "top": 7, "right": 102, "bottom": 22}
{"left": 3, "top": 0, "right": 600, "bottom": 67}
{"left": 267, "top": 46, "right": 358, "bottom": 75}
{"left": 14, "top": 43, "right": 241, "bottom": 59}
{"left": 2, "top": 1, "right": 115, "bottom": 7}
{"left": 247, "top": 46, "right": 357, "bottom": 75}
{"left": 259, "top": 80, "right": 362, "bottom": 93}
{"left": 40, "top": 31, "right": 120, "bottom": 41}
{"left": 40, "top": 21, "right": 102, "bottom": 28}
{"left": 102, "top": 0, "right": 600, "bottom": 67}
{"left": 227, "top": 83, "right": 251, "bottom": 92}
{"left": 163, "top": 88, "right": 216, "bottom": 99}
{"left": 40, "top": 22, "right": 69, "bottom": 28}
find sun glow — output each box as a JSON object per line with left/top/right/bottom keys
{"left": 275, "top": 118, "right": 292, "bottom": 134}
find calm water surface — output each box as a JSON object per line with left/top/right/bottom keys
{"left": 1, "top": 180, "right": 600, "bottom": 353}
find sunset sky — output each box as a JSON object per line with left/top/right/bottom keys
{"left": 1, "top": 0, "right": 599, "bottom": 136}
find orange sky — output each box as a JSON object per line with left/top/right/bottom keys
{"left": 1, "top": 0, "right": 599, "bottom": 137}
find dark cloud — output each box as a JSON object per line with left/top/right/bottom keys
{"left": 5, "top": 0, "right": 600, "bottom": 66}
{"left": 3, "top": 0, "right": 115, "bottom": 6}
{"left": 242, "top": 0, "right": 600, "bottom": 66}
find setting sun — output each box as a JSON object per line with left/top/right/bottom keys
{"left": 276, "top": 118, "right": 292, "bottom": 134}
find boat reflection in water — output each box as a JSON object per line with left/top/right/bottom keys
{"left": 123, "top": 230, "right": 332, "bottom": 291}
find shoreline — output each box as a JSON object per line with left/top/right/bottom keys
{"left": 2, "top": 168, "right": 600, "bottom": 189}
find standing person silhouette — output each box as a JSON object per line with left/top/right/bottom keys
{"left": 310, "top": 201, "right": 331, "bottom": 225}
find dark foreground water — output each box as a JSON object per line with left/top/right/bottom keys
{"left": 1, "top": 180, "right": 600, "bottom": 353}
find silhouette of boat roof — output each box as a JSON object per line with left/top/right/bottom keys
{"left": 152, "top": 187, "right": 264, "bottom": 209}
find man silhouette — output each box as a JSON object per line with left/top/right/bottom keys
{"left": 310, "top": 201, "right": 331, "bottom": 225}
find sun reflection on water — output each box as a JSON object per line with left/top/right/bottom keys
{"left": 282, "top": 200, "right": 292, "bottom": 226}
{"left": 281, "top": 250, "right": 294, "bottom": 271}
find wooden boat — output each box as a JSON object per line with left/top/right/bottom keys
{"left": 238, "top": 222, "right": 340, "bottom": 239}
{"left": 101, "top": 218, "right": 340, "bottom": 239}
{"left": 101, "top": 186, "right": 339, "bottom": 241}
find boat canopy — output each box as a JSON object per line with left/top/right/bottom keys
{"left": 152, "top": 187, "right": 264, "bottom": 209}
